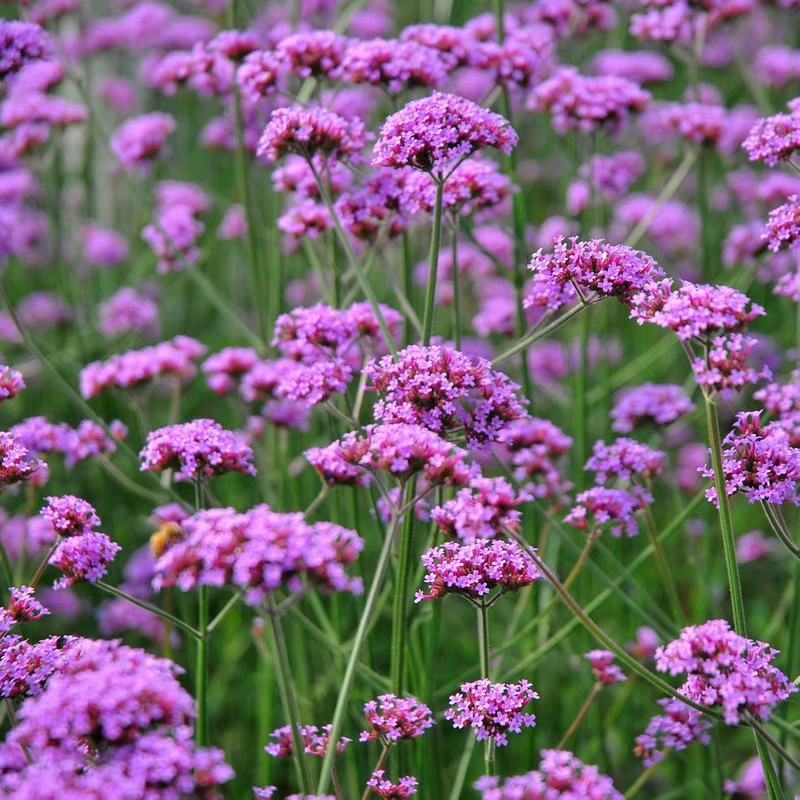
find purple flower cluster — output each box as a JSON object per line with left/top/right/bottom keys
{"left": 416, "top": 539, "right": 540, "bottom": 603}
{"left": 585, "top": 437, "right": 665, "bottom": 485}
{"left": 359, "top": 694, "right": 434, "bottom": 743}
{"left": 141, "top": 189, "right": 206, "bottom": 274}
{"left": 0, "top": 366, "right": 24, "bottom": 403}
{"left": 98, "top": 288, "right": 160, "bottom": 338}
{"left": 475, "top": 750, "right": 622, "bottom": 799}
{"left": 585, "top": 650, "right": 627, "bottom": 686}
{"left": 763, "top": 195, "right": 800, "bottom": 254}
{"left": 367, "top": 771, "right": 418, "bottom": 799}
{"left": 610, "top": 383, "right": 695, "bottom": 432}
{"left": 565, "top": 487, "right": 650, "bottom": 538}
{"left": 0, "top": 21, "right": 52, "bottom": 79}
{"left": 655, "top": 619, "right": 796, "bottom": 724}
{"left": 110, "top": 112, "right": 176, "bottom": 173}
{"left": 0, "top": 586, "right": 49, "bottom": 636}
{"left": 444, "top": 678, "right": 538, "bottom": 746}
{"left": 743, "top": 105, "right": 800, "bottom": 167}
{"left": 634, "top": 698, "right": 712, "bottom": 766}
{"left": 266, "top": 723, "right": 350, "bottom": 758}
{"left": 140, "top": 418, "right": 256, "bottom": 483}
{"left": 0, "top": 431, "right": 44, "bottom": 488}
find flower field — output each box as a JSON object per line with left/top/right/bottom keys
{"left": 1, "top": 0, "right": 800, "bottom": 798}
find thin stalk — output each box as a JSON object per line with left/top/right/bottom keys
{"left": 697, "top": 144, "right": 713, "bottom": 279}
{"left": 402, "top": 232, "right": 414, "bottom": 346}
{"left": 206, "top": 591, "right": 242, "bottom": 634}
{"left": 557, "top": 682, "right": 602, "bottom": 750}
{"left": 563, "top": 531, "right": 598, "bottom": 591}
{"left": 194, "top": 480, "right": 209, "bottom": 747}
{"left": 574, "top": 311, "right": 590, "bottom": 489}
{"left": 317, "top": 514, "right": 403, "bottom": 794}
{"left": 390, "top": 480, "right": 416, "bottom": 695}
{"left": 266, "top": 596, "right": 313, "bottom": 793}
{"left": 361, "top": 745, "right": 391, "bottom": 800}
{"left": 478, "top": 601, "right": 494, "bottom": 776}
{"left": 422, "top": 180, "right": 444, "bottom": 346}
{"left": 643, "top": 508, "right": 686, "bottom": 624}
{"left": 450, "top": 222, "right": 462, "bottom": 350}
{"left": 753, "top": 728, "right": 783, "bottom": 800}
{"left": 0, "top": 543, "right": 13, "bottom": 594}
{"left": 624, "top": 761, "right": 661, "bottom": 799}
{"left": 761, "top": 502, "right": 800, "bottom": 558}
{"left": 703, "top": 395, "right": 747, "bottom": 634}
{"left": 96, "top": 581, "right": 201, "bottom": 640}
{"left": 28, "top": 541, "right": 58, "bottom": 590}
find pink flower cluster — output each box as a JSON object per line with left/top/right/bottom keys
{"left": 0, "top": 366, "right": 24, "bottom": 403}
{"left": 0, "top": 586, "right": 49, "bottom": 637}
{"left": 565, "top": 486, "right": 650, "bottom": 538}
{"left": 367, "top": 771, "right": 418, "bottom": 799}
{"left": 763, "top": 195, "right": 800, "bottom": 254}
{"left": 359, "top": 694, "right": 434, "bottom": 743}
{"left": 610, "top": 383, "right": 694, "bottom": 432}
{"left": 585, "top": 438, "right": 665, "bottom": 485}
{"left": 634, "top": 698, "right": 712, "bottom": 766}
{"left": 0, "top": 431, "right": 44, "bottom": 487}
{"left": 585, "top": 650, "right": 627, "bottom": 686}
{"left": 444, "top": 678, "right": 538, "bottom": 746}
{"left": 655, "top": 619, "right": 796, "bottom": 724}
{"left": 743, "top": 104, "right": 800, "bottom": 167}
{"left": 266, "top": 723, "right": 350, "bottom": 758}
{"left": 110, "top": 112, "right": 176, "bottom": 173}
{"left": 0, "top": 21, "right": 52, "bottom": 79}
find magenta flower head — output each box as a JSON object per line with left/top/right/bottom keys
{"left": 237, "top": 49, "right": 285, "bottom": 100}
{"left": 49, "top": 531, "right": 120, "bottom": 588}
{"left": 764, "top": 195, "right": 800, "bottom": 254}
{"left": 742, "top": 105, "right": 800, "bottom": 167}
{"left": 475, "top": 749, "right": 623, "bottom": 799}
{"left": 585, "top": 438, "right": 665, "bottom": 485}
{"left": 444, "top": 678, "right": 538, "bottom": 746}
{"left": 0, "top": 431, "right": 44, "bottom": 487}
{"left": 276, "top": 30, "right": 349, "bottom": 80}
{"left": 257, "top": 105, "right": 368, "bottom": 164}
{"left": 565, "top": 486, "right": 651, "bottom": 538}
{"left": 139, "top": 418, "right": 257, "bottom": 483}
{"left": 266, "top": 723, "right": 350, "bottom": 758}
{"left": 0, "top": 21, "right": 52, "bottom": 79}
{"left": 40, "top": 495, "right": 101, "bottom": 537}
{"left": 431, "top": 476, "right": 528, "bottom": 541}
{"left": 360, "top": 693, "right": 434, "bottom": 744}
{"left": 416, "top": 539, "right": 540, "bottom": 603}
{"left": 585, "top": 650, "right": 627, "bottom": 686}
{"left": 367, "top": 771, "right": 418, "bottom": 799}
{"left": 656, "top": 619, "right": 797, "bottom": 725}
{"left": 525, "top": 237, "right": 665, "bottom": 313}
{"left": 634, "top": 698, "right": 712, "bottom": 767}
{"left": 110, "top": 112, "right": 176, "bottom": 173}
{"left": 0, "top": 365, "right": 24, "bottom": 402}
{"left": 691, "top": 333, "right": 769, "bottom": 397}
{"left": 372, "top": 92, "right": 518, "bottom": 180}
{"left": 611, "top": 383, "right": 694, "bottom": 433}
{"left": 0, "top": 585, "right": 49, "bottom": 634}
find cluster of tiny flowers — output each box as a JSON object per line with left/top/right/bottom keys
{"left": 40, "top": 494, "right": 101, "bottom": 536}
{"left": 0, "top": 634, "right": 61, "bottom": 700}
{"left": 416, "top": 539, "right": 540, "bottom": 602}
{"left": 530, "top": 67, "right": 650, "bottom": 135}
{"left": 634, "top": 698, "right": 712, "bottom": 767}
{"left": 610, "top": 383, "right": 695, "bottom": 432}
{"left": 565, "top": 486, "right": 651, "bottom": 538}
{"left": 372, "top": 92, "right": 517, "bottom": 179}
{"left": 254, "top": 791, "right": 334, "bottom": 800}
{"left": 152, "top": 505, "right": 364, "bottom": 604}
{"left": 110, "top": 112, "right": 176, "bottom": 173}
{"left": 568, "top": 151, "right": 645, "bottom": 213}
{"left": 754, "top": 371, "right": 800, "bottom": 417}
{"left": 306, "top": 423, "right": 474, "bottom": 488}
{"left": 585, "top": 438, "right": 665, "bottom": 485}
{"left": 525, "top": 237, "right": 665, "bottom": 312}
{"left": 444, "top": 679, "right": 538, "bottom": 746}
{"left": 585, "top": 650, "right": 627, "bottom": 686}
{"left": 474, "top": 750, "right": 622, "bottom": 799}
{"left": 742, "top": 105, "right": 800, "bottom": 167}
{"left": 703, "top": 411, "right": 800, "bottom": 507}
{"left": 368, "top": 345, "right": 526, "bottom": 448}
{"left": 0, "top": 586, "right": 49, "bottom": 636}
{"left": 763, "top": 195, "right": 800, "bottom": 254}
{"left": 98, "top": 288, "right": 160, "bottom": 338}
{"left": 0, "top": 431, "right": 43, "bottom": 487}
{"left": 691, "top": 334, "right": 770, "bottom": 396}
{"left": 431, "top": 476, "right": 528, "bottom": 541}
{"left": 0, "top": 366, "right": 24, "bottom": 403}
{"left": 0, "top": 21, "right": 52, "bottom": 78}
{"left": 139, "top": 418, "right": 256, "bottom": 483}
{"left": 203, "top": 347, "right": 260, "bottom": 396}
{"left": 257, "top": 105, "right": 368, "bottom": 163}
{"left": 80, "top": 335, "right": 206, "bottom": 398}
{"left": 366, "top": 771, "right": 418, "bottom": 799}
{"left": 266, "top": 724, "right": 350, "bottom": 758}
{"left": 655, "top": 619, "right": 796, "bottom": 724}
{"left": 82, "top": 223, "right": 128, "bottom": 267}
{"left": 359, "top": 693, "right": 434, "bottom": 744}
{"left": 142, "top": 193, "right": 206, "bottom": 274}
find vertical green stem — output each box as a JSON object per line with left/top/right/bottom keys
{"left": 450, "top": 221, "right": 462, "bottom": 350}
{"left": 402, "top": 232, "right": 414, "bottom": 346}
{"left": 194, "top": 479, "right": 209, "bottom": 746}
{"left": 422, "top": 181, "right": 444, "bottom": 346}
{"left": 266, "top": 597, "right": 313, "bottom": 794}
{"left": 643, "top": 509, "right": 686, "bottom": 624}
{"left": 477, "top": 601, "right": 495, "bottom": 776}
{"left": 574, "top": 311, "right": 591, "bottom": 489}
{"left": 390, "top": 480, "right": 416, "bottom": 695}
{"left": 697, "top": 144, "right": 713, "bottom": 279}
{"left": 557, "top": 682, "right": 602, "bottom": 749}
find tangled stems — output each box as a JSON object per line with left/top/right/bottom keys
{"left": 317, "top": 512, "right": 404, "bottom": 795}
{"left": 265, "top": 595, "right": 313, "bottom": 794}
{"left": 421, "top": 180, "right": 444, "bottom": 346}
{"left": 390, "top": 479, "right": 416, "bottom": 694}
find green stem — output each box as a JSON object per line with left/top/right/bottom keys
{"left": 402, "top": 232, "right": 414, "bottom": 346}
{"left": 478, "top": 601, "right": 494, "bottom": 776}
{"left": 624, "top": 761, "right": 661, "bottom": 799}
{"left": 697, "top": 144, "right": 713, "bottom": 278}
{"left": 574, "top": 310, "right": 590, "bottom": 489}
{"left": 390, "top": 480, "right": 416, "bottom": 695}
{"left": 450, "top": 222, "right": 462, "bottom": 350}
{"left": 557, "top": 682, "right": 602, "bottom": 750}
{"left": 266, "top": 596, "right": 313, "bottom": 794}
{"left": 317, "top": 513, "right": 403, "bottom": 794}
{"left": 194, "top": 480, "right": 209, "bottom": 747}
{"left": 703, "top": 395, "right": 747, "bottom": 634}
{"left": 643, "top": 508, "right": 686, "bottom": 624}
{"left": 422, "top": 180, "right": 444, "bottom": 346}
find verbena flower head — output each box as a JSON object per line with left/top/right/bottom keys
{"left": 359, "top": 694, "right": 434, "bottom": 743}
{"left": 372, "top": 92, "right": 518, "bottom": 180}
{"left": 237, "top": 49, "right": 285, "bottom": 99}
{"left": 0, "top": 21, "right": 52, "bottom": 79}
{"left": 629, "top": 280, "right": 765, "bottom": 341}
{"left": 0, "top": 634, "right": 60, "bottom": 699}
{"left": 475, "top": 749, "right": 623, "bottom": 799}
{"left": 431, "top": 477, "right": 528, "bottom": 541}
{"left": 142, "top": 201, "right": 204, "bottom": 273}
{"left": 0, "top": 366, "right": 24, "bottom": 403}
{"left": 49, "top": 532, "right": 121, "bottom": 588}
{"left": 416, "top": 539, "right": 540, "bottom": 602}
{"left": 0, "top": 586, "right": 49, "bottom": 635}
{"left": 41, "top": 495, "right": 101, "bottom": 537}
{"left": 530, "top": 67, "right": 650, "bottom": 135}
{"left": 742, "top": 106, "right": 800, "bottom": 167}
{"left": 257, "top": 105, "right": 368, "bottom": 163}
{"left": 275, "top": 30, "right": 348, "bottom": 79}
{"left": 585, "top": 438, "right": 665, "bottom": 485}
{"left": 692, "top": 334, "right": 770, "bottom": 397}
{"left": 702, "top": 411, "right": 800, "bottom": 507}
{"left": 592, "top": 49, "right": 673, "bottom": 84}
{"left": 266, "top": 723, "right": 350, "bottom": 758}
{"left": 655, "top": 619, "right": 796, "bottom": 724}
{"left": 0, "top": 431, "right": 44, "bottom": 487}
{"left": 634, "top": 697, "right": 712, "bottom": 766}
{"left": 367, "top": 771, "right": 418, "bottom": 799}
{"left": 340, "top": 38, "right": 447, "bottom": 95}
{"left": 641, "top": 101, "right": 727, "bottom": 145}
{"left": 368, "top": 345, "right": 526, "bottom": 448}
{"left": 444, "top": 679, "right": 538, "bottom": 746}
{"left": 585, "top": 650, "right": 627, "bottom": 685}
{"left": 565, "top": 487, "right": 651, "bottom": 538}
{"left": 754, "top": 371, "right": 800, "bottom": 418}
{"left": 764, "top": 195, "right": 800, "bottom": 254}
{"left": 611, "top": 383, "right": 695, "bottom": 433}
{"left": 525, "top": 237, "right": 665, "bottom": 312}
{"left": 399, "top": 23, "right": 475, "bottom": 70}
{"left": 110, "top": 112, "right": 176, "bottom": 173}
{"left": 474, "top": 25, "right": 556, "bottom": 90}
{"left": 203, "top": 347, "right": 260, "bottom": 396}
{"left": 139, "top": 418, "right": 256, "bottom": 482}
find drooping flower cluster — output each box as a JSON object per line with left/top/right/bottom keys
{"left": 610, "top": 383, "right": 695, "bottom": 433}
{"left": 475, "top": 750, "right": 623, "bottom": 799}
{"left": 444, "top": 679, "right": 538, "bottom": 746}
{"left": 368, "top": 345, "right": 527, "bottom": 448}
{"left": 359, "top": 694, "right": 435, "bottom": 743}
{"left": 655, "top": 619, "right": 796, "bottom": 724}
{"left": 634, "top": 698, "right": 712, "bottom": 766}
{"left": 140, "top": 418, "right": 256, "bottom": 483}
{"left": 585, "top": 650, "right": 627, "bottom": 686}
